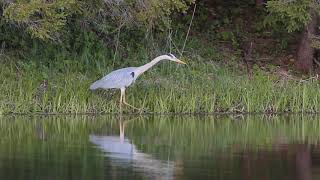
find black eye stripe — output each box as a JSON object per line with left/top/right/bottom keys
{"left": 167, "top": 53, "right": 173, "bottom": 58}
{"left": 130, "top": 72, "right": 135, "bottom": 77}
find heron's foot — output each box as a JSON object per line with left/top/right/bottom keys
{"left": 123, "top": 101, "right": 143, "bottom": 112}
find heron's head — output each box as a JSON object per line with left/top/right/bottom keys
{"left": 165, "top": 53, "right": 186, "bottom": 64}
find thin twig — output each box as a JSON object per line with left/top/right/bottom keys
{"left": 112, "top": 22, "right": 124, "bottom": 68}
{"left": 181, "top": 3, "right": 197, "bottom": 56}
{"left": 168, "top": 29, "right": 172, "bottom": 53}
{"left": 169, "top": 32, "right": 183, "bottom": 55}
{"left": 314, "top": 58, "right": 320, "bottom": 67}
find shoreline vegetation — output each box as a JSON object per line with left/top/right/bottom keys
{"left": 1, "top": 40, "right": 320, "bottom": 115}
{"left": 1, "top": 34, "right": 320, "bottom": 115}
{"left": 0, "top": 29, "right": 320, "bottom": 114}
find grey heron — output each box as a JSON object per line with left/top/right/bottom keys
{"left": 90, "top": 54, "right": 186, "bottom": 110}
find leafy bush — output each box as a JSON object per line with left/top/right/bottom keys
{"left": 265, "top": 0, "right": 313, "bottom": 33}
{"left": 2, "top": 0, "right": 195, "bottom": 41}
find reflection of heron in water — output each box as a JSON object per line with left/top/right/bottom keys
{"left": 89, "top": 116, "right": 174, "bottom": 179}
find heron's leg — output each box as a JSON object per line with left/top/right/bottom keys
{"left": 119, "top": 88, "right": 124, "bottom": 112}
{"left": 122, "top": 88, "right": 141, "bottom": 110}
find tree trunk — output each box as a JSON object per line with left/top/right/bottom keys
{"left": 296, "top": 9, "right": 318, "bottom": 73}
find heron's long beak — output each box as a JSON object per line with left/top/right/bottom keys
{"left": 176, "top": 59, "right": 187, "bottom": 64}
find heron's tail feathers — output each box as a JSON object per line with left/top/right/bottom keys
{"left": 89, "top": 80, "right": 102, "bottom": 90}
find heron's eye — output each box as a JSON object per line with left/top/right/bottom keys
{"left": 130, "top": 72, "right": 135, "bottom": 77}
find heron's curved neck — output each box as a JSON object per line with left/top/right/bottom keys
{"left": 135, "top": 56, "right": 166, "bottom": 76}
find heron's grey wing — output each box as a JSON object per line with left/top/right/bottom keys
{"left": 90, "top": 67, "right": 136, "bottom": 90}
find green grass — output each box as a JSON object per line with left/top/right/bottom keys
{"left": 1, "top": 35, "right": 320, "bottom": 114}
{"left": 1, "top": 59, "right": 320, "bottom": 114}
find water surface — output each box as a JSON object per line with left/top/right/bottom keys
{"left": 0, "top": 115, "right": 320, "bottom": 180}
